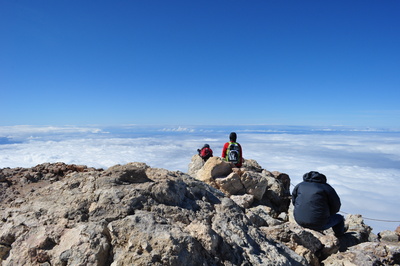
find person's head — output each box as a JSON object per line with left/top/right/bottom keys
{"left": 303, "top": 171, "right": 327, "bottom": 183}
{"left": 229, "top": 132, "right": 237, "bottom": 142}
{"left": 203, "top": 144, "right": 210, "bottom": 148}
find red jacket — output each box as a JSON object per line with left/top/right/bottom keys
{"left": 200, "top": 147, "right": 213, "bottom": 160}
{"left": 221, "top": 142, "right": 243, "bottom": 167}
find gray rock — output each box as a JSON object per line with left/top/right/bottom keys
{"left": 242, "top": 159, "right": 263, "bottom": 173}
{"left": 246, "top": 205, "right": 283, "bottom": 227}
{"left": 322, "top": 242, "right": 400, "bottom": 265}
{"left": 214, "top": 172, "right": 244, "bottom": 196}
{"left": 187, "top": 154, "right": 205, "bottom": 177}
{"left": 240, "top": 171, "right": 268, "bottom": 200}
{"left": 379, "top": 230, "right": 400, "bottom": 242}
{"left": 195, "top": 157, "right": 232, "bottom": 183}
{"left": 2, "top": 160, "right": 396, "bottom": 265}
{"left": 0, "top": 162, "right": 307, "bottom": 265}
{"left": 103, "top": 162, "right": 151, "bottom": 184}
{"left": 231, "top": 194, "right": 254, "bottom": 209}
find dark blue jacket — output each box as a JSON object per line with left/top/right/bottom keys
{"left": 292, "top": 171, "right": 341, "bottom": 229}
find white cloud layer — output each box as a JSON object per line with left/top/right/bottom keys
{"left": 1, "top": 125, "right": 399, "bottom": 233}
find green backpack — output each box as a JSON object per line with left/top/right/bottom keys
{"left": 227, "top": 142, "right": 240, "bottom": 164}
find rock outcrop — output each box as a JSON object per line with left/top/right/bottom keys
{"left": 1, "top": 162, "right": 306, "bottom": 265}
{"left": 0, "top": 158, "right": 398, "bottom": 265}
{"left": 188, "top": 155, "right": 400, "bottom": 265}
{"left": 189, "top": 156, "right": 291, "bottom": 215}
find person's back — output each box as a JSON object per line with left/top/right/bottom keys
{"left": 221, "top": 132, "right": 243, "bottom": 167}
{"left": 292, "top": 171, "right": 344, "bottom": 236}
{"left": 198, "top": 144, "right": 213, "bottom": 161}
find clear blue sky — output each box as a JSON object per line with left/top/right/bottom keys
{"left": 1, "top": 1, "right": 399, "bottom": 127}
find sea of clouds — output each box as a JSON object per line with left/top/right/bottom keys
{"left": 1, "top": 125, "right": 399, "bottom": 233}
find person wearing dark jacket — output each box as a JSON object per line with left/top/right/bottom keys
{"left": 292, "top": 171, "right": 345, "bottom": 236}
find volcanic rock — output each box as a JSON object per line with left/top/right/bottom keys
{"left": 1, "top": 160, "right": 399, "bottom": 266}
{"left": 0, "top": 162, "right": 306, "bottom": 265}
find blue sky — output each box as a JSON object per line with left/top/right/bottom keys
{"left": 1, "top": 1, "right": 399, "bottom": 127}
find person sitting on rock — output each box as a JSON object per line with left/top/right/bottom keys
{"left": 292, "top": 171, "right": 345, "bottom": 237}
{"left": 197, "top": 144, "right": 213, "bottom": 161}
{"left": 221, "top": 132, "right": 243, "bottom": 168}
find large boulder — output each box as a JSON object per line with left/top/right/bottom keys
{"left": 242, "top": 159, "right": 263, "bottom": 173}
{"left": 246, "top": 205, "right": 284, "bottom": 227}
{"left": 231, "top": 194, "right": 254, "bottom": 208}
{"left": 190, "top": 156, "right": 290, "bottom": 213}
{"left": 103, "top": 162, "right": 151, "bottom": 184}
{"left": 260, "top": 171, "right": 291, "bottom": 213}
{"left": 379, "top": 230, "right": 400, "bottom": 242}
{"left": 187, "top": 154, "right": 205, "bottom": 177}
{"left": 240, "top": 171, "right": 268, "bottom": 200}
{"left": 338, "top": 214, "right": 376, "bottom": 251}
{"left": 195, "top": 157, "right": 232, "bottom": 183}
{"left": 214, "top": 172, "right": 245, "bottom": 196}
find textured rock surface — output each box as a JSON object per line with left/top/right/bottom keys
{"left": 1, "top": 160, "right": 399, "bottom": 265}
{"left": 195, "top": 157, "right": 232, "bottom": 183}
{"left": 188, "top": 156, "right": 400, "bottom": 265}
{"left": 0, "top": 162, "right": 306, "bottom": 265}
{"left": 322, "top": 241, "right": 400, "bottom": 265}
{"left": 191, "top": 156, "right": 291, "bottom": 215}
{"left": 187, "top": 154, "right": 205, "bottom": 177}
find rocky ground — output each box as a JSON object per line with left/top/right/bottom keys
{"left": 0, "top": 158, "right": 399, "bottom": 265}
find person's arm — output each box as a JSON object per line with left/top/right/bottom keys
{"left": 200, "top": 148, "right": 205, "bottom": 158}
{"left": 239, "top": 143, "right": 243, "bottom": 164}
{"left": 221, "top": 142, "right": 228, "bottom": 158}
{"left": 326, "top": 185, "right": 341, "bottom": 214}
{"left": 292, "top": 185, "right": 299, "bottom": 205}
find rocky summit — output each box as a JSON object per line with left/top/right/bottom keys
{"left": 0, "top": 158, "right": 399, "bottom": 265}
